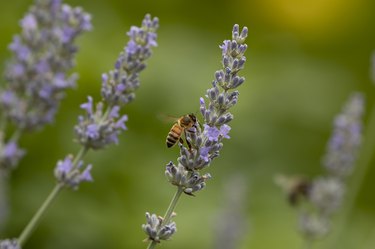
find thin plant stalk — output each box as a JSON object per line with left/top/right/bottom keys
{"left": 17, "top": 146, "right": 88, "bottom": 246}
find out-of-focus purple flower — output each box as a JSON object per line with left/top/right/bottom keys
{"left": 323, "top": 93, "right": 365, "bottom": 178}
{"left": 54, "top": 155, "right": 93, "bottom": 189}
{"left": 20, "top": 14, "right": 37, "bottom": 31}
{"left": 1, "top": 0, "right": 91, "bottom": 131}
{"left": 55, "top": 155, "right": 74, "bottom": 174}
{"left": 80, "top": 96, "right": 94, "bottom": 115}
{"left": 0, "top": 239, "right": 20, "bottom": 249}
{"left": 76, "top": 14, "right": 158, "bottom": 150}
{"left": 80, "top": 164, "right": 93, "bottom": 182}
{"left": 0, "top": 141, "right": 25, "bottom": 170}
{"left": 86, "top": 124, "right": 100, "bottom": 139}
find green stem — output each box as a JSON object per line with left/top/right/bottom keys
{"left": 327, "top": 102, "right": 375, "bottom": 248}
{"left": 17, "top": 146, "right": 89, "bottom": 246}
{"left": 146, "top": 187, "right": 184, "bottom": 249}
{"left": 18, "top": 183, "right": 63, "bottom": 246}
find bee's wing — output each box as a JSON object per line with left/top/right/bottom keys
{"left": 157, "top": 113, "right": 179, "bottom": 123}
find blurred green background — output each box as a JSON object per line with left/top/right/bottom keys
{"left": 1, "top": 0, "right": 375, "bottom": 248}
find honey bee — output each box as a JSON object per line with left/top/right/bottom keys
{"left": 166, "top": 114, "right": 197, "bottom": 149}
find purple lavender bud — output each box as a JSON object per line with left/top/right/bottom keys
{"left": 219, "top": 40, "right": 230, "bottom": 55}
{"left": 231, "top": 76, "right": 245, "bottom": 89}
{"left": 238, "top": 44, "right": 247, "bottom": 55}
{"left": 238, "top": 58, "right": 246, "bottom": 69}
{"left": 216, "top": 116, "right": 227, "bottom": 126}
{"left": 224, "top": 113, "right": 234, "bottom": 123}
{"left": 240, "top": 27, "right": 248, "bottom": 40}
{"left": 232, "top": 59, "right": 239, "bottom": 70}
{"left": 215, "top": 70, "right": 225, "bottom": 83}
{"left": 223, "top": 56, "right": 230, "bottom": 68}
{"left": 200, "top": 97, "right": 206, "bottom": 117}
{"left": 158, "top": 222, "right": 177, "bottom": 241}
{"left": 1, "top": 0, "right": 91, "bottom": 131}
{"left": 230, "top": 40, "right": 238, "bottom": 52}
{"left": 217, "top": 93, "right": 225, "bottom": 106}
{"left": 232, "top": 24, "right": 240, "bottom": 40}
{"left": 208, "top": 87, "right": 218, "bottom": 101}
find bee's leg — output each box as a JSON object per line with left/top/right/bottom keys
{"left": 184, "top": 130, "right": 192, "bottom": 151}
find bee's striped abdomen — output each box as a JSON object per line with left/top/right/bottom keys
{"left": 166, "top": 124, "right": 183, "bottom": 148}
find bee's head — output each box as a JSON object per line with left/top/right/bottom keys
{"left": 188, "top": 113, "right": 197, "bottom": 123}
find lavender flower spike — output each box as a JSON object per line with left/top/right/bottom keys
{"left": 1, "top": 0, "right": 92, "bottom": 131}
{"left": 323, "top": 93, "right": 365, "bottom": 178}
{"left": 144, "top": 24, "right": 248, "bottom": 247}
{"left": 76, "top": 14, "right": 159, "bottom": 150}
{"left": 101, "top": 14, "right": 159, "bottom": 107}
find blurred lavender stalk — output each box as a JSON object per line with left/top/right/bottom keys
{"left": 277, "top": 93, "right": 365, "bottom": 245}
{"left": 213, "top": 174, "right": 249, "bottom": 249}
{"left": 0, "top": 0, "right": 91, "bottom": 167}
{"left": 143, "top": 24, "right": 248, "bottom": 248}
{"left": 0, "top": 0, "right": 91, "bottom": 232}
{"left": 0, "top": 13, "right": 159, "bottom": 248}
{"left": 325, "top": 55, "right": 375, "bottom": 248}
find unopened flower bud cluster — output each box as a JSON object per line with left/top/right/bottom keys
{"left": 142, "top": 212, "right": 177, "bottom": 242}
